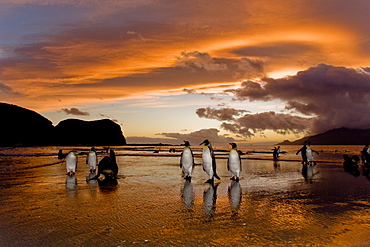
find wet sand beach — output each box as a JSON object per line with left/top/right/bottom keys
{"left": 1, "top": 146, "right": 370, "bottom": 246}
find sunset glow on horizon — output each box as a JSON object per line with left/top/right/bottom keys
{"left": 1, "top": 0, "right": 370, "bottom": 144}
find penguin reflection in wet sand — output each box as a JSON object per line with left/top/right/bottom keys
{"left": 228, "top": 143, "right": 241, "bottom": 181}
{"left": 229, "top": 180, "right": 242, "bottom": 215}
{"left": 203, "top": 183, "right": 219, "bottom": 221}
{"left": 66, "top": 151, "right": 78, "bottom": 175}
{"left": 181, "top": 180, "right": 194, "bottom": 210}
{"left": 200, "top": 139, "right": 220, "bottom": 183}
{"left": 180, "top": 140, "right": 195, "bottom": 180}
{"left": 86, "top": 147, "right": 97, "bottom": 173}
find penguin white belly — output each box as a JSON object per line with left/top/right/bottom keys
{"left": 228, "top": 150, "right": 241, "bottom": 177}
{"left": 306, "top": 149, "right": 314, "bottom": 162}
{"left": 87, "top": 152, "right": 97, "bottom": 170}
{"left": 202, "top": 147, "right": 214, "bottom": 179}
{"left": 66, "top": 152, "right": 77, "bottom": 173}
{"left": 181, "top": 148, "right": 193, "bottom": 176}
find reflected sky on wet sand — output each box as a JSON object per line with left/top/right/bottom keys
{"left": 1, "top": 153, "right": 370, "bottom": 246}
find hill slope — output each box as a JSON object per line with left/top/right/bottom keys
{"left": 0, "top": 102, "right": 126, "bottom": 146}
{"left": 0, "top": 102, "right": 54, "bottom": 146}
{"left": 279, "top": 127, "right": 370, "bottom": 145}
{"left": 54, "top": 118, "right": 126, "bottom": 146}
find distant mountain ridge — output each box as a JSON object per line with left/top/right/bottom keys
{"left": 278, "top": 127, "right": 370, "bottom": 145}
{"left": 0, "top": 102, "right": 126, "bottom": 146}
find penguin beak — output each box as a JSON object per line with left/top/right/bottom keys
{"left": 200, "top": 141, "right": 205, "bottom": 145}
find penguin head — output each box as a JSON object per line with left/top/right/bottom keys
{"left": 183, "top": 140, "right": 190, "bottom": 147}
{"left": 230, "top": 143, "right": 237, "bottom": 149}
{"left": 109, "top": 149, "right": 116, "bottom": 163}
{"left": 200, "top": 139, "right": 210, "bottom": 146}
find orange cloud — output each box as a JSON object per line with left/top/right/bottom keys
{"left": 1, "top": 0, "right": 369, "bottom": 114}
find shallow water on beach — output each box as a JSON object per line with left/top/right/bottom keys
{"left": 1, "top": 145, "right": 370, "bottom": 246}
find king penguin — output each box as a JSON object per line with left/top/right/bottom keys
{"left": 228, "top": 143, "right": 241, "bottom": 181}
{"left": 86, "top": 147, "right": 97, "bottom": 173}
{"left": 200, "top": 139, "right": 220, "bottom": 183}
{"left": 95, "top": 149, "right": 118, "bottom": 180}
{"left": 66, "top": 150, "right": 78, "bottom": 175}
{"left": 180, "top": 140, "right": 195, "bottom": 180}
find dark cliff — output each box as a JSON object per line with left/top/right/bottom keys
{"left": 0, "top": 102, "right": 126, "bottom": 146}
{"left": 0, "top": 102, "right": 54, "bottom": 146}
{"left": 278, "top": 127, "right": 370, "bottom": 145}
{"left": 54, "top": 118, "right": 126, "bottom": 146}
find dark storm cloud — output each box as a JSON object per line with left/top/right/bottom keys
{"left": 196, "top": 107, "right": 249, "bottom": 121}
{"left": 60, "top": 107, "right": 89, "bottom": 116}
{"left": 226, "top": 64, "right": 370, "bottom": 134}
{"left": 225, "top": 81, "right": 271, "bottom": 101}
{"left": 158, "top": 128, "right": 235, "bottom": 144}
{"left": 196, "top": 108, "right": 309, "bottom": 138}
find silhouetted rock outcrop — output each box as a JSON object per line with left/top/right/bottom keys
{"left": 0, "top": 102, "right": 54, "bottom": 146}
{"left": 278, "top": 128, "right": 370, "bottom": 145}
{"left": 0, "top": 102, "right": 126, "bottom": 146}
{"left": 55, "top": 119, "right": 126, "bottom": 146}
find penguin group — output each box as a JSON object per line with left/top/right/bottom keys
{"left": 62, "top": 147, "right": 119, "bottom": 185}
{"left": 180, "top": 140, "right": 242, "bottom": 183}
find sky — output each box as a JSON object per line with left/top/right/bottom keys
{"left": 1, "top": 0, "right": 370, "bottom": 145}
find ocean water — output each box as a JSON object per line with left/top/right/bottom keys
{"left": 0, "top": 145, "right": 370, "bottom": 246}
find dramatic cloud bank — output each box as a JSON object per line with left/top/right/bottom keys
{"left": 176, "top": 51, "right": 265, "bottom": 78}
{"left": 197, "top": 64, "right": 370, "bottom": 138}
{"left": 197, "top": 108, "right": 309, "bottom": 138}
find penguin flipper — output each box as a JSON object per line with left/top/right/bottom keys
{"left": 239, "top": 157, "right": 242, "bottom": 171}
{"left": 180, "top": 155, "right": 183, "bottom": 168}
{"left": 212, "top": 157, "right": 218, "bottom": 178}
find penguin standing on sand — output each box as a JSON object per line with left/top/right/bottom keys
{"left": 86, "top": 147, "right": 97, "bottom": 173}
{"left": 95, "top": 149, "right": 118, "bottom": 180}
{"left": 228, "top": 143, "right": 241, "bottom": 181}
{"left": 306, "top": 142, "right": 319, "bottom": 165}
{"left": 200, "top": 139, "right": 220, "bottom": 183}
{"left": 180, "top": 140, "right": 195, "bottom": 180}
{"left": 65, "top": 151, "right": 78, "bottom": 175}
